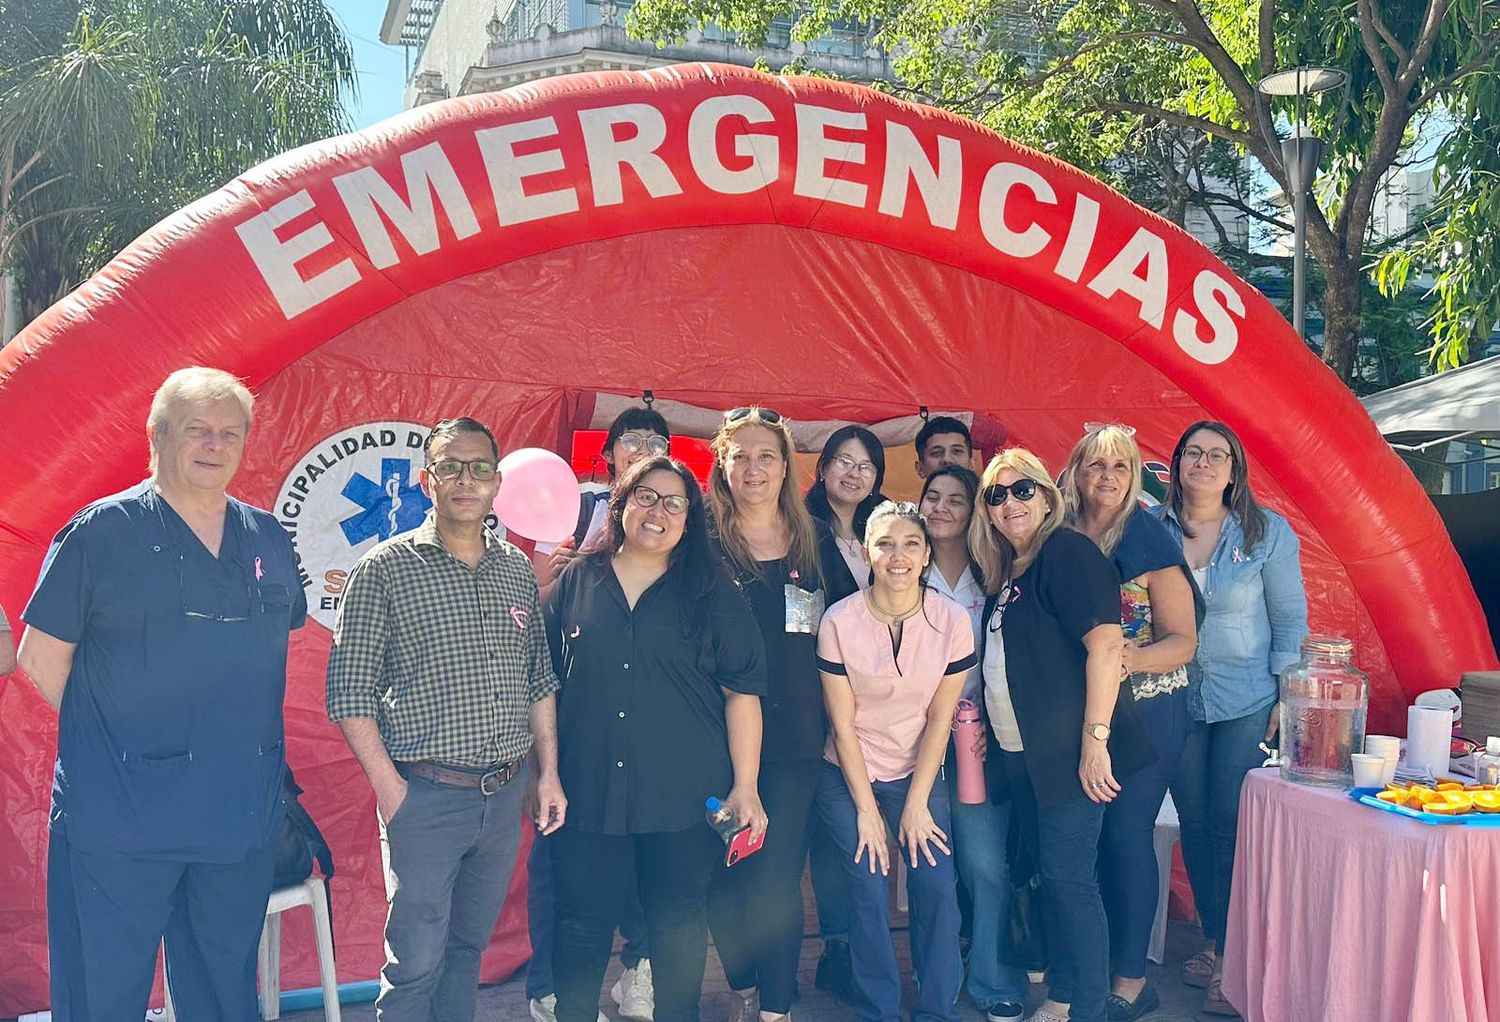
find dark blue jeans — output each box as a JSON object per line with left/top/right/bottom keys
{"left": 1002, "top": 753, "right": 1108, "bottom": 1022}
{"left": 1099, "top": 690, "right": 1190, "bottom": 979}
{"left": 816, "top": 762, "right": 962, "bottom": 1022}
{"left": 945, "top": 760, "right": 1027, "bottom": 1009}
{"left": 1170, "top": 700, "right": 1274, "bottom": 946}
{"left": 809, "top": 815, "right": 851, "bottom": 942}
{"left": 528, "top": 830, "right": 650, "bottom": 999}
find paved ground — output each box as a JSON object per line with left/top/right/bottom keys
{"left": 281, "top": 898, "right": 1215, "bottom": 1022}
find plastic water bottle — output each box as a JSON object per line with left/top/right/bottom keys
{"left": 705, "top": 796, "right": 739, "bottom": 843}
{"left": 1477, "top": 737, "right": 1500, "bottom": 787}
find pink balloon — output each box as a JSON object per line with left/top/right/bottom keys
{"left": 494, "top": 447, "right": 581, "bottom": 543}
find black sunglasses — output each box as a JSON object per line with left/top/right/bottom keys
{"left": 983, "top": 479, "right": 1039, "bottom": 505}
{"left": 724, "top": 406, "right": 782, "bottom": 425}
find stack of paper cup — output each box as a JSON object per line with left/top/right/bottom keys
{"left": 1406, "top": 706, "right": 1453, "bottom": 778}
{"left": 1364, "top": 734, "right": 1401, "bottom": 784}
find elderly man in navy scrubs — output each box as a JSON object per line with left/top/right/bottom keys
{"left": 18, "top": 366, "right": 306, "bottom": 1021}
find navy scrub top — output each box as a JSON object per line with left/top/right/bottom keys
{"left": 24, "top": 481, "right": 307, "bottom": 863}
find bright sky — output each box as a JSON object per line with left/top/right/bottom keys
{"left": 328, "top": 0, "right": 409, "bottom": 129}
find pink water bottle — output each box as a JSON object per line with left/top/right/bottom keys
{"left": 953, "top": 699, "right": 987, "bottom": 804}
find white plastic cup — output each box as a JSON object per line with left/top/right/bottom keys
{"left": 1364, "top": 734, "right": 1401, "bottom": 783}
{"left": 1350, "top": 753, "right": 1386, "bottom": 789}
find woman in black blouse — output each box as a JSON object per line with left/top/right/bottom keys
{"left": 705, "top": 406, "right": 832, "bottom": 1022}
{"left": 968, "top": 449, "right": 1153, "bottom": 1022}
{"left": 545, "top": 456, "right": 768, "bottom": 1022}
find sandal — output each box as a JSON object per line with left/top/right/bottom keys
{"left": 1181, "top": 947, "right": 1215, "bottom": 989}
{"left": 1203, "top": 975, "right": 1242, "bottom": 1018}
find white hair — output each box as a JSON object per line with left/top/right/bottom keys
{"left": 147, "top": 367, "right": 254, "bottom": 474}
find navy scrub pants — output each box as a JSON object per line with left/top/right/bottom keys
{"left": 48, "top": 813, "right": 276, "bottom": 1022}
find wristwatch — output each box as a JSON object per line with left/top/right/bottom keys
{"left": 1084, "top": 722, "right": 1112, "bottom": 742}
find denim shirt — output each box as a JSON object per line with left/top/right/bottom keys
{"left": 1152, "top": 506, "right": 1309, "bottom": 724}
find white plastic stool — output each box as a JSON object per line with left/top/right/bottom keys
{"left": 1148, "top": 791, "right": 1180, "bottom": 965}
{"left": 162, "top": 875, "right": 339, "bottom": 1022}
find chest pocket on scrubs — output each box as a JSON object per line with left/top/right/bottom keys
{"left": 784, "top": 584, "right": 824, "bottom": 634}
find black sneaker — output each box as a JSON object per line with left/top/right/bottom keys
{"left": 983, "top": 1003, "right": 1024, "bottom": 1022}
{"left": 1106, "top": 981, "right": 1161, "bottom": 1021}
{"left": 814, "top": 939, "right": 854, "bottom": 1002}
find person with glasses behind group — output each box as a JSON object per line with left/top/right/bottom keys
{"left": 19, "top": 367, "right": 307, "bottom": 1019}
{"left": 969, "top": 450, "right": 1154, "bottom": 1022}
{"left": 544, "top": 456, "right": 768, "bottom": 1022}
{"left": 534, "top": 407, "right": 671, "bottom": 601}
{"left": 1153, "top": 422, "right": 1307, "bottom": 1018}
{"left": 327, "top": 417, "right": 568, "bottom": 1021}
{"left": 529, "top": 407, "right": 669, "bottom": 1022}
{"left": 704, "top": 407, "right": 834, "bottom": 1022}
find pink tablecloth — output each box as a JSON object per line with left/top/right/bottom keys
{"left": 1222, "top": 768, "right": 1500, "bottom": 1022}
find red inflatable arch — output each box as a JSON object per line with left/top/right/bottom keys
{"left": 0, "top": 64, "right": 1493, "bottom": 1010}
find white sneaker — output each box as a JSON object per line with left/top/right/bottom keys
{"left": 612, "top": 959, "right": 656, "bottom": 1022}
{"left": 530, "top": 993, "right": 608, "bottom": 1022}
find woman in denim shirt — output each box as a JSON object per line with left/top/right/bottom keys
{"left": 1152, "top": 421, "right": 1308, "bottom": 1018}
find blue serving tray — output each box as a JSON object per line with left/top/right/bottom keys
{"left": 1350, "top": 788, "right": 1500, "bottom": 826}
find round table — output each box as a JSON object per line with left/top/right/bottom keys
{"left": 1222, "top": 768, "right": 1500, "bottom": 1021}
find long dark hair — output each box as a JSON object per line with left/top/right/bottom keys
{"left": 593, "top": 456, "right": 718, "bottom": 627}
{"left": 805, "top": 425, "right": 886, "bottom": 540}
{"left": 1165, "top": 420, "right": 1268, "bottom": 554}
{"left": 918, "top": 464, "right": 985, "bottom": 588}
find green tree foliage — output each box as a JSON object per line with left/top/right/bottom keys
{"left": 628, "top": 0, "right": 1500, "bottom": 382}
{"left": 0, "top": 0, "right": 356, "bottom": 328}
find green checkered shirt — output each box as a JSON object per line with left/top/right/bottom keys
{"left": 326, "top": 514, "right": 559, "bottom": 767}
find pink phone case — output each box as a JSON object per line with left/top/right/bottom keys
{"left": 724, "top": 824, "right": 765, "bottom": 866}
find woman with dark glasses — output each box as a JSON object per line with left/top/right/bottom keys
{"left": 1060, "top": 426, "right": 1198, "bottom": 1021}
{"left": 543, "top": 456, "right": 768, "bottom": 1022}
{"left": 705, "top": 407, "right": 832, "bottom": 1022}
{"left": 1152, "top": 422, "right": 1306, "bottom": 1017}
{"left": 969, "top": 450, "right": 1153, "bottom": 1022}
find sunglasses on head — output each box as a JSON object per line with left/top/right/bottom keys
{"left": 724, "top": 406, "right": 782, "bottom": 425}
{"left": 983, "top": 479, "right": 1038, "bottom": 505}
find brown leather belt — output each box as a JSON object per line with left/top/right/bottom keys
{"left": 399, "top": 758, "right": 523, "bottom": 796}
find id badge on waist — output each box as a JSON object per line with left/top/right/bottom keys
{"left": 784, "top": 582, "right": 824, "bottom": 634}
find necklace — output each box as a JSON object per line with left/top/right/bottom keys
{"left": 866, "top": 586, "right": 923, "bottom": 623}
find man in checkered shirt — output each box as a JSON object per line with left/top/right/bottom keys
{"left": 327, "top": 417, "right": 566, "bottom": 1022}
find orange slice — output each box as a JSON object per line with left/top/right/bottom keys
{"left": 1471, "top": 792, "right": 1500, "bottom": 813}
{"left": 1442, "top": 792, "right": 1474, "bottom": 814}
{"left": 1424, "top": 800, "right": 1462, "bottom": 815}
{"left": 1409, "top": 786, "right": 1445, "bottom": 805}
{"left": 1376, "top": 790, "right": 1407, "bottom": 806}
{"left": 1436, "top": 782, "right": 1465, "bottom": 792}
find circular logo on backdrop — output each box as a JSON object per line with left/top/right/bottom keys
{"left": 277, "top": 422, "right": 434, "bottom": 628}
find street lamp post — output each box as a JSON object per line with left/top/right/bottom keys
{"left": 1256, "top": 66, "right": 1348, "bottom": 341}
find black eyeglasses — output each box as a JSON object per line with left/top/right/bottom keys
{"left": 725, "top": 406, "right": 782, "bottom": 425}
{"left": 618, "top": 432, "right": 669, "bottom": 456}
{"left": 427, "top": 458, "right": 498, "bottom": 482}
{"left": 632, "top": 485, "right": 691, "bottom": 515}
{"left": 1181, "top": 445, "right": 1232, "bottom": 467}
{"left": 983, "top": 479, "right": 1038, "bottom": 505}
